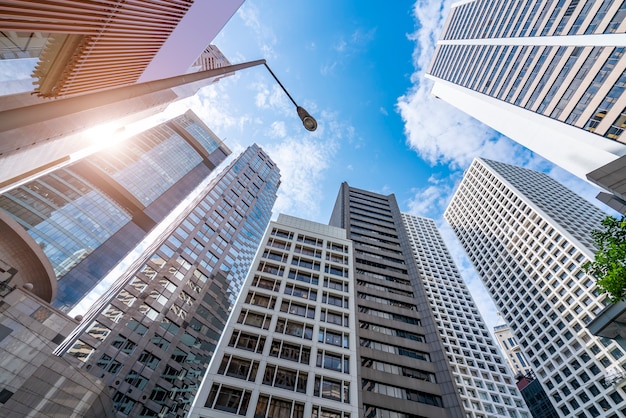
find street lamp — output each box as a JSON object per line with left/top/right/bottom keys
{"left": 0, "top": 58, "right": 317, "bottom": 138}
{"left": 0, "top": 58, "right": 316, "bottom": 193}
{"left": 261, "top": 62, "right": 317, "bottom": 131}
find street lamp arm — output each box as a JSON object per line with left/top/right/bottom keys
{"left": 263, "top": 63, "right": 298, "bottom": 108}
{"left": 261, "top": 62, "right": 317, "bottom": 132}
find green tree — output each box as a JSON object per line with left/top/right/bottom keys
{"left": 583, "top": 216, "right": 626, "bottom": 303}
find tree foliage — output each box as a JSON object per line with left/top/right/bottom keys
{"left": 583, "top": 216, "right": 626, "bottom": 303}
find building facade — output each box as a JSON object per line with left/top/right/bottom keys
{"left": 329, "top": 184, "right": 465, "bottom": 418}
{"left": 0, "top": 110, "right": 230, "bottom": 311}
{"left": 494, "top": 324, "right": 533, "bottom": 377}
{"left": 402, "top": 214, "right": 528, "bottom": 417}
{"left": 427, "top": 0, "right": 626, "bottom": 202}
{"left": 0, "top": 43, "right": 234, "bottom": 194}
{"left": 0, "top": 0, "right": 243, "bottom": 97}
{"left": 57, "top": 145, "right": 279, "bottom": 417}
{"left": 445, "top": 158, "right": 626, "bottom": 417}
{"left": 189, "top": 214, "right": 359, "bottom": 418}
{"left": 0, "top": 224, "right": 114, "bottom": 416}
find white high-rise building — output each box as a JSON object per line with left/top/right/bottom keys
{"left": 189, "top": 214, "right": 359, "bottom": 418}
{"left": 401, "top": 213, "right": 529, "bottom": 417}
{"left": 427, "top": 0, "right": 626, "bottom": 205}
{"left": 494, "top": 324, "right": 533, "bottom": 377}
{"left": 445, "top": 157, "right": 626, "bottom": 417}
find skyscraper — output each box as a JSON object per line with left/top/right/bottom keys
{"left": 0, "top": 42, "right": 234, "bottom": 192}
{"left": 189, "top": 214, "right": 358, "bottom": 418}
{"left": 57, "top": 144, "right": 280, "bottom": 418}
{"left": 329, "top": 184, "right": 464, "bottom": 417}
{"left": 190, "top": 185, "right": 530, "bottom": 418}
{"left": 0, "top": 110, "right": 230, "bottom": 310}
{"left": 402, "top": 214, "right": 528, "bottom": 417}
{"left": 0, "top": 0, "right": 244, "bottom": 97}
{"left": 446, "top": 157, "right": 626, "bottom": 417}
{"left": 427, "top": 0, "right": 626, "bottom": 206}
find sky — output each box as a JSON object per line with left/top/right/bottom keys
{"left": 162, "top": 0, "right": 612, "bottom": 330}
{"left": 0, "top": 1, "right": 613, "bottom": 330}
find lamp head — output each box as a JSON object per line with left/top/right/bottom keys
{"left": 296, "top": 106, "right": 317, "bottom": 132}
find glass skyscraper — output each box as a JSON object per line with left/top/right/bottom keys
{"left": 0, "top": 110, "right": 230, "bottom": 310}
{"left": 57, "top": 144, "right": 279, "bottom": 418}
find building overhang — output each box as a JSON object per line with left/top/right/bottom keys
{"left": 0, "top": 210, "right": 57, "bottom": 302}
{"left": 587, "top": 154, "right": 626, "bottom": 213}
{"left": 588, "top": 300, "right": 626, "bottom": 340}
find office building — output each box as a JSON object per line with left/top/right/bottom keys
{"left": 0, "top": 218, "right": 114, "bottom": 416}
{"left": 493, "top": 325, "right": 558, "bottom": 418}
{"left": 0, "top": 0, "right": 243, "bottom": 97}
{"left": 189, "top": 214, "right": 359, "bottom": 418}
{"left": 445, "top": 157, "right": 626, "bottom": 417}
{"left": 427, "top": 0, "right": 626, "bottom": 208}
{"left": 494, "top": 324, "right": 533, "bottom": 377}
{"left": 329, "top": 184, "right": 466, "bottom": 417}
{"left": 190, "top": 184, "right": 530, "bottom": 418}
{"left": 402, "top": 214, "right": 528, "bottom": 417}
{"left": 0, "top": 110, "right": 230, "bottom": 310}
{"left": 57, "top": 145, "right": 279, "bottom": 417}
{"left": 0, "top": 42, "right": 235, "bottom": 192}
{"left": 515, "top": 373, "right": 559, "bottom": 418}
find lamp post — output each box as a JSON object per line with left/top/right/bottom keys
{"left": 261, "top": 62, "right": 317, "bottom": 131}
{"left": 0, "top": 58, "right": 316, "bottom": 192}
{"left": 0, "top": 58, "right": 316, "bottom": 139}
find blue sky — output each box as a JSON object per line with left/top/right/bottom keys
{"left": 0, "top": 0, "right": 612, "bottom": 329}
{"left": 169, "top": 0, "right": 611, "bottom": 330}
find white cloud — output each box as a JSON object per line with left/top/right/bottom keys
{"left": 406, "top": 184, "right": 451, "bottom": 220}
{"left": 333, "top": 39, "right": 347, "bottom": 53}
{"left": 321, "top": 61, "right": 338, "bottom": 76}
{"left": 237, "top": 2, "right": 278, "bottom": 60}
{"left": 270, "top": 120, "right": 287, "bottom": 138}
{"left": 265, "top": 135, "right": 337, "bottom": 220}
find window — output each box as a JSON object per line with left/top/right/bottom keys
{"left": 275, "top": 318, "right": 313, "bottom": 340}
{"left": 229, "top": 330, "right": 266, "bottom": 353}
{"left": 218, "top": 355, "right": 259, "bottom": 381}
{"left": 360, "top": 339, "right": 430, "bottom": 361}
{"left": 319, "top": 328, "right": 349, "bottom": 348}
{"left": 269, "top": 339, "right": 311, "bottom": 364}
{"left": 285, "top": 284, "right": 317, "bottom": 301}
{"left": 237, "top": 309, "right": 272, "bottom": 330}
{"left": 252, "top": 275, "right": 280, "bottom": 292}
{"left": 292, "top": 256, "right": 321, "bottom": 271}
{"left": 280, "top": 300, "right": 315, "bottom": 319}
{"left": 205, "top": 384, "right": 251, "bottom": 415}
{"left": 323, "top": 292, "right": 349, "bottom": 308}
{"left": 254, "top": 394, "right": 304, "bottom": 418}
{"left": 321, "top": 309, "right": 349, "bottom": 327}
{"left": 245, "top": 291, "right": 277, "bottom": 309}
{"left": 314, "top": 376, "right": 350, "bottom": 403}
{"left": 263, "top": 364, "right": 308, "bottom": 392}
{"left": 317, "top": 350, "right": 350, "bottom": 373}
{"left": 361, "top": 357, "right": 435, "bottom": 382}
{"left": 311, "top": 406, "right": 351, "bottom": 418}
{"left": 362, "top": 380, "right": 442, "bottom": 406}
{"left": 288, "top": 268, "right": 319, "bottom": 285}
{"left": 324, "top": 277, "right": 349, "bottom": 292}
{"left": 138, "top": 351, "right": 160, "bottom": 369}
{"left": 96, "top": 354, "right": 122, "bottom": 375}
